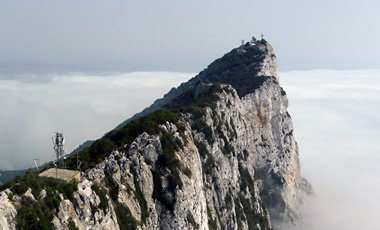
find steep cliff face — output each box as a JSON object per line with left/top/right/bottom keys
{"left": 0, "top": 39, "right": 309, "bottom": 229}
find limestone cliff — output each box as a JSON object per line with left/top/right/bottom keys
{"left": 0, "top": 38, "right": 310, "bottom": 230}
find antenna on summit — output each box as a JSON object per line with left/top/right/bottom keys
{"left": 261, "top": 33, "right": 264, "bottom": 40}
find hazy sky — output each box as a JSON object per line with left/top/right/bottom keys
{"left": 0, "top": 72, "right": 192, "bottom": 170}
{"left": 1, "top": 1, "right": 380, "bottom": 73}
{"left": 1, "top": 2, "right": 380, "bottom": 229}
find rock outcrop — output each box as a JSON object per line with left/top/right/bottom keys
{"left": 0, "top": 38, "right": 310, "bottom": 229}
{"left": 0, "top": 190, "right": 17, "bottom": 230}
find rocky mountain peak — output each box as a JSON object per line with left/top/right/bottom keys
{"left": 0, "top": 38, "right": 310, "bottom": 230}
{"left": 195, "top": 39, "right": 278, "bottom": 97}
{"left": 116, "top": 39, "right": 280, "bottom": 129}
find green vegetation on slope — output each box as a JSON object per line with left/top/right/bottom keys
{"left": 64, "top": 109, "right": 182, "bottom": 172}
{"left": 0, "top": 171, "right": 78, "bottom": 229}
{"left": 201, "top": 43, "right": 268, "bottom": 97}
{"left": 0, "top": 169, "right": 29, "bottom": 185}
{"left": 116, "top": 40, "right": 270, "bottom": 130}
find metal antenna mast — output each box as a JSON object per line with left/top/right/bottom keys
{"left": 52, "top": 132, "right": 65, "bottom": 169}
{"left": 33, "top": 158, "right": 40, "bottom": 171}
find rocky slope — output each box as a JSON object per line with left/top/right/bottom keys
{"left": 0, "top": 38, "right": 310, "bottom": 229}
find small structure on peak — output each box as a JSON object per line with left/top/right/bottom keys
{"left": 251, "top": 36, "right": 257, "bottom": 44}
{"left": 261, "top": 33, "right": 264, "bottom": 40}
{"left": 39, "top": 132, "right": 81, "bottom": 182}
{"left": 39, "top": 168, "right": 81, "bottom": 182}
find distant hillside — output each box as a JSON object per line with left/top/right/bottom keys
{"left": 0, "top": 169, "right": 28, "bottom": 185}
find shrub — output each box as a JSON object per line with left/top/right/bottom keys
{"left": 43, "top": 187, "right": 61, "bottom": 212}
{"left": 16, "top": 201, "right": 53, "bottom": 230}
{"left": 133, "top": 178, "right": 148, "bottom": 224}
{"left": 114, "top": 202, "right": 137, "bottom": 230}
{"left": 203, "top": 154, "right": 216, "bottom": 175}
{"left": 105, "top": 175, "right": 119, "bottom": 202}
{"left": 152, "top": 170, "right": 176, "bottom": 212}
{"left": 89, "top": 138, "right": 117, "bottom": 163}
{"left": 68, "top": 218, "right": 78, "bottom": 230}
{"left": 194, "top": 140, "right": 208, "bottom": 158}
{"left": 207, "top": 205, "right": 218, "bottom": 230}
{"left": 11, "top": 182, "right": 28, "bottom": 196}
{"left": 160, "top": 132, "right": 181, "bottom": 169}
{"left": 62, "top": 180, "right": 78, "bottom": 202}
{"left": 91, "top": 184, "right": 108, "bottom": 211}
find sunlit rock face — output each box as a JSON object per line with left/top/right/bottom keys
{"left": 0, "top": 39, "right": 310, "bottom": 230}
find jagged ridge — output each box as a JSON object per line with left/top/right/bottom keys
{"left": 0, "top": 38, "right": 309, "bottom": 230}
{"left": 115, "top": 39, "right": 276, "bottom": 129}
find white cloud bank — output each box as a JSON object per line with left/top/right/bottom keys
{"left": 0, "top": 72, "right": 193, "bottom": 170}
{"left": 281, "top": 69, "right": 380, "bottom": 230}
{"left": 1, "top": 69, "right": 380, "bottom": 229}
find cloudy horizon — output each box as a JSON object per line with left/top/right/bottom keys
{"left": 282, "top": 70, "right": 380, "bottom": 230}
{"left": 0, "top": 69, "right": 379, "bottom": 229}
{"left": 0, "top": 71, "right": 193, "bottom": 170}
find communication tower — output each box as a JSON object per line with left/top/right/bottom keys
{"left": 52, "top": 132, "right": 65, "bottom": 169}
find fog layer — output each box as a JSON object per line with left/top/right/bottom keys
{"left": 282, "top": 70, "right": 380, "bottom": 230}
{"left": 0, "top": 72, "right": 192, "bottom": 170}
{"left": 1, "top": 70, "right": 379, "bottom": 229}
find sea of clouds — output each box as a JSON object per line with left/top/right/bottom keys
{"left": 0, "top": 69, "right": 380, "bottom": 229}
{"left": 0, "top": 72, "right": 192, "bottom": 170}
{"left": 281, "top": 70, "right": 380, "bottom": 230}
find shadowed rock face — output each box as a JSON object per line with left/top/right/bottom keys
{"left": 0, "top": 39, "right": 309, "bottom": 230}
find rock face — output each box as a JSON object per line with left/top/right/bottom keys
{"left": 0, "top": 38, "right": 309, "bottom": 229}
{"left": 52, "top": 179, "right": 119, "bottom": 230}
{"left": 0, "top": 190, "right": 17, "bottom": 230}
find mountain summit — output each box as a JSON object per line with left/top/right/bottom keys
{"left": 116, "top": 38, "right": 278, "bottom": 128}
{"left": 0, "top": 38, "right": 310, "bottom": 230}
